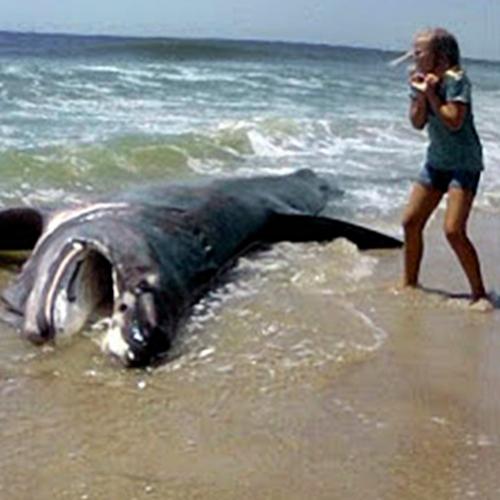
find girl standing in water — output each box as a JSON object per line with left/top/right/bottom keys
{"left": 401, "top": 27, "right": 490, "bottom": 307}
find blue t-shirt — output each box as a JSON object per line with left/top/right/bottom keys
{"left": 410, "top": 69, "right": 483, "bottom": 172}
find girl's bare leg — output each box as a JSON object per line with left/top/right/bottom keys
{"left": 443, "top": 187, "right": 486, "bottom": 301}
{"left": 401, "top": 183, "right": 443, "bottom": 287}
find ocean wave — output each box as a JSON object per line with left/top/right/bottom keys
{"left": 0, "top": 112, "right": 419, "bottom": 220}
{"left": 1, "top": 31, "right": 499, "bottom": 218}
{"left": 75, "top": 64, "right": 151, "bottom": 76}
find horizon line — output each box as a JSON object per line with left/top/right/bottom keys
{"left": 1, "top": 28, "right": 498, "bottom": 63}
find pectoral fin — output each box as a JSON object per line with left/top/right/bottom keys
{"left": 264, "top": 214, "right": 402, "bottom": 250}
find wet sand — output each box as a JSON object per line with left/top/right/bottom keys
{"left": 1, "top": 208, "right": 500, "bottom": 499}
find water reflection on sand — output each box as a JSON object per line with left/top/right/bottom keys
{"left": 2, "top": 219, "right": 500, "bottom": 499}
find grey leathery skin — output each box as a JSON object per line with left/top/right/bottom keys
{"left": 0, "top": 170, "right": 402, "bottom": 367}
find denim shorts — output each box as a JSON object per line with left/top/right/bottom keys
{"left": 417, "top": 163, "right": 481, "bottom": 195}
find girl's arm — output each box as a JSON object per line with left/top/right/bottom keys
{"left": 408, "top": 71, "right": 428, "bottom": 129}
{"left": 424, "top": 73, "right": 466, "bottom": 131}
{"left": 425, "top": 93, "right": 466, "bottom": 131}
{"left": 409, "top": 92, "right": 428, "bottom": 130}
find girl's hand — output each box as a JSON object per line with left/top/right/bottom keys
{"left": 409, "top": 72, "right": 440, "bottom": 95}
{"left": 409, "top": 71, "right": 427, "bottom": 93}
{"left": 423, "top": 73, "right": 439, "bottom": 95}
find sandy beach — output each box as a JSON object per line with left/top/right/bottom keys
{"left": 1, "top": 206, "right": 500, "bottom": 499}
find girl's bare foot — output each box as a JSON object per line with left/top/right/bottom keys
{"left": 469, "top": 296, "right": 494, "bottom": 312}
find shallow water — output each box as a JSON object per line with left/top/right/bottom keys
{"left": 0, "top": 239, "right": 388, "bottom": 499}
{"left": 3, "top": 213, "right": 500, "bottom": 499}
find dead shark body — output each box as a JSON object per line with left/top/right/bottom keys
{"left": 0, "top": 169, "right": 402, "bottom": 367}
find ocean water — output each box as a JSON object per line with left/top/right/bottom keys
{"left": 2, "top": 31, "right": 499, "bottom": 219}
